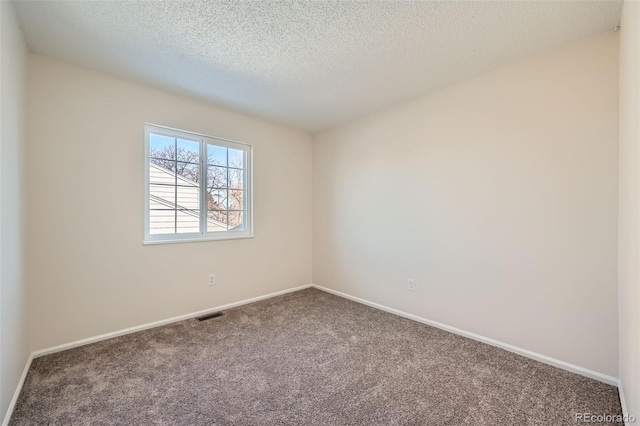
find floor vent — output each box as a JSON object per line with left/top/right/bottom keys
{"left": 196, "top": 312, "right": 225, "bottom": 321}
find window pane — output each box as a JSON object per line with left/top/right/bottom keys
{"left": 176, "top": 211, "right": 200, "bottom": 234}
{"left": 177, "top": 138, "right": 200, "bottom": 164}
{"left": 207, "top": 144, "right": 227, "bottom": 166}
{"left": 149, "top": 209, "right": 176, "bottom": 235}
{"left": 149, "top": 134, "right": 175, "bottom": 160}
{"left": 207, "top": 210, "right": 228, "bottom": 232}
{"left": 228, "top": 168, "right": 244, "bottom": 190}
{"left": 228, "top": 211, "right": 245, "bottom": 230}
{"left": 177, "top": 185, "right": 200, "bottom": 212}
{"left": 149, "top": 183, "right": 176, "bottom": 206}
{"left": 208, "top": 189, "right": 228, "bottom": 210}
{"left": 176, "top": 206, "right": 200, "bottom": 234}
{"left": 149, "top": 133, "right": 177, "bottom": 172}
{"left": 149, "top": 184, "right": 176, "bottom": 235}
{"left": 176, "top": 161, "right": 200, "bottom": 234}
{"left": 228, "top": 147, "right": 245, "bottom": 169}
{"left": 207, "top": 166, "right": 227, "bottom": 189}
{"left": 227, "top": 189, "right": 244, "bottom": 211}
{"left": 175, "top": 161, "right": 200, "bottom": 184}
{"left": 149, "top": 162, "right": 177, "bottom": 184}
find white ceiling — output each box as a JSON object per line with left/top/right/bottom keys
{"left": 14, "top": 0, "right": 623, "bottom": 132}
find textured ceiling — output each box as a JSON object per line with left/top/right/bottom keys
{"left": 14, "top": 0, "right": 622, "bottom": 132}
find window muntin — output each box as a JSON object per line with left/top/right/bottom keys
{"left": 145, "top": 124, "right": 252, "bottom": 243}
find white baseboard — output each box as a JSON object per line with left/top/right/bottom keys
{"left": 618, "top": 381, "right": 630, "bottom": 426}
{"left": 2, "top": 352, "right": 34, "bottom": 426}
{"left": 32, "top": 284, "right": 313, "bottom": 358}
{"left": 311, "top": 284, "right": 619, "bottom": 386}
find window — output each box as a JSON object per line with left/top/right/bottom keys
{"left": 144, "top": 124, "right": 253, "bottom": 243}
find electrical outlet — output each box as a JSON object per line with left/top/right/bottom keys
{"left": 208, "top": 274, "right": 216, "bottom": 286}
{"left": 408, "top": 279, "right": 416, "bottom": 291}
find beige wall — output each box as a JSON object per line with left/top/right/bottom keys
{"left": 0, "top": 0, "right": 28, "bottom": 421}
{"left": 26, "top": 55, "right": 313, "bottom": 351}
{"left": 618, "top": 0, "right": 640, "bottom": 418}
{"left": 313, "top": 33, "right": 619, "bottom": 377}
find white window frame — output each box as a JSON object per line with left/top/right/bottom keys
{"left": 144, "top": 124, "right": 253, "bottom": 244}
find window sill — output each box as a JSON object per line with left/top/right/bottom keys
{"left": 143, "top": 234, "right": 254, "bottom": 245}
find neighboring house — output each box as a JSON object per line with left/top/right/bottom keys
{"left": 149, "top": 163, "right": 227, "bottom": 234}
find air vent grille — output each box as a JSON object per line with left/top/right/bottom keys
{"left": 196, "top": 312, "right": 225, "bottom": 321}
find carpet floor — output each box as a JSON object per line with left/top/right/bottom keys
{"left": 10, "top": 288, "right": 622, "bottom": 425}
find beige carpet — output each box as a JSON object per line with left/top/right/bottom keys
{"left": 10, "top": 288, "right": 622, "bottom": 425}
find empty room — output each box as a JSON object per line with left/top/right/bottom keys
{"left": 1, "top": 0, "right": 639, "bottom": 424}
